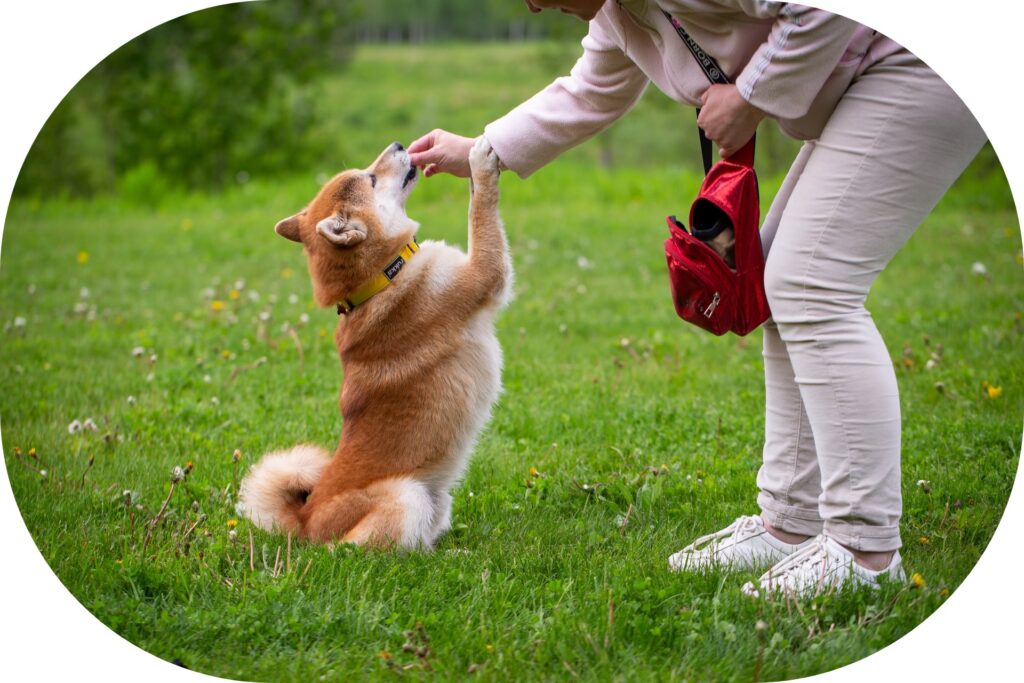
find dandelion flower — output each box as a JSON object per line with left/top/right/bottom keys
{"left": 986, "top": 384, "right": 1003, "bottom": 399}
{"left": 281, "top": 268, "right": 294, "bottom": 279}
{"left": 171, "top": 466, "right": 186, "bottom": 483}
{"left": 229, "top": 289, "right": 241, "bottom": 300}
{"left": 76, "top": 251, "right": 89, "bottom": 264}
{"left": 227, "top": 519, "right": 238, "bottom": 529}
{"left": 918, "top": 536, "right": 930, "bottom": 545}
{"left": 211, "top": 300, "right": 225, "bottom": 312}
{"left": 132, "top": 346, "right": 145, "bottom": 358}
{"left": 910, "top": 572, "right": 926, "bottom": 588}
{"left": 68, "top": 419, "right": 83, "bottom": 434}
{"left": 485, "top": 644, "right": 494, "bottom": 653}
{"left": 83, "top": 418, "right": 98, "bottom": 431}
{"left": 228, "top": 529, "right": 238, "bottom": 542}
{"left": 529, "top": 466, "right": 540, "bottom": 478}
{"left": 232, "top": 449, "right": 242, "bottom": 463}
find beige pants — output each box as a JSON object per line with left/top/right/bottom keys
{"left": 755, "top": 50, "right": 986, "bottom": 552}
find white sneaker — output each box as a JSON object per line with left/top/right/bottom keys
{"left": 668, "top": 515, "right": 812, "bottom": 572}
{"left": 741, "top": 535, "right": 907, "bottom": 598}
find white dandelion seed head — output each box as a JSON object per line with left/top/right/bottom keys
{"left": 132, "top": 346, "right": 145, "bottom": 358}
{"left": 39, "top": 470, "right": 48, "bottom": 479}
{"left": 258, "top": 311, "right": 272, "bottom": 322}
{"left": 83, "top": 418, "right": 98, "bottom": 431}
{"left": 171, "top": 466, "right": 185, "bottom": 483}
{"left": 149, "top": 354, "right": 158, "bottom": 364}
{"left": 73, "top": 302, "right": 89, "bottom": 314}
{"left": 79, "top": 287, "right": 90, "bottom": 299}
{"left": 127, "top": 396, "right": 137, "bottom": 406}
{"left": 971, "top": 262, "right": 988, "bottom": 276}
{"left": 228, "top": 529, "right": 238, "bottom": 541}
{"left": 203, "top": 374, "right": 212, "bottom": 383}
{"left": 234, "top": 279, "right": 246, "bottom": 291}
{"left": 288, "top": 294, "right": 299, "bottom": 305}
{"left": 280, "top": 322, "right": 291, "bottom": 333}
{"left": 201, "top": 287, "right": 216, "bottom": 300}
{"left": 13, "top": 317, "right": 27, "bottom": 328}
{"left": 268, "top": 294, "right": 279, "bottom": 304}
{"left": 299, "top": 313, "right": 310, "bottom": 325}
{"left": 247, "top": 290, "right": 260, "bottom": 302}
{"left": 576, "top": 256, "right": 592, "bottom": 270}
{"left": 211, "top": 397, "right": 220, "bottom": 405}
{"left": 68, "top": 419, "right": 83, "bottom": 434}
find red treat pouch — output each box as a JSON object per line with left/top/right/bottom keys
{"left": 664, "top": 138, "right": 771, "bottom": 336}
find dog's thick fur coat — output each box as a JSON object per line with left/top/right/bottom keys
{"left": 238, "top": 139, "right": 511, "bottom": 548}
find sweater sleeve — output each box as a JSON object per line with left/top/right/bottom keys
{"left": 483, "top": 12, "right": 649, "bottom": 178}
{"left": 729, "top": 2, "right": 858, "bottom": 120}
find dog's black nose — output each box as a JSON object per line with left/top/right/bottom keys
{"left": 391, "top": 141, "right": 404, "bottom": 152}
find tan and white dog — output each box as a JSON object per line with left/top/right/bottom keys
{"left": 237, "top": 138, "right": 511, "bottom": 549}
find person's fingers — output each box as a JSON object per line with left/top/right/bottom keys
{"left": 409, "top": 150, "right": 437, "bottom": 168}
{"left": 423, "top": 163, "right": 440, "bottom": 177}
{"left": 407, "top": 129, "right": 440, "bottom": 154}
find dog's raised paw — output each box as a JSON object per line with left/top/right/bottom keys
{"left": 469, "top": 136, "right": 499, "bottom": 179}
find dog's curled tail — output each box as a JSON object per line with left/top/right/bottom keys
{"left": 236, "top": 444, "right": 330, "bottom": 534}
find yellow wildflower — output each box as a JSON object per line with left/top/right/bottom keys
{"left": 76, "top": 251, "right": 89, "bottom": 264}
{"left": 229, "top": 289, "right": 241, "bottom": 300}
{"left": 918, "top": 536, "right": 930, "bottom": 545}
{"left": 987, "top": 385, "right": 1003, "bottom": 399}
{"left": 211, "top": 300, "right": 225, "bottom": 312}
{"left": 227, "top": 519, "right": 238, "bottom": 529}
{"left": 485, "top": 644, "right": 494, "bottom": 653}
{"left": 281, "top": 268, "right": 294, "bottom": 279}
{"left": 378, "top": 650, "right": 392, "bottom": 660}
{"left": 910, "top": 572, "right": 925, "bottom": 588}
{"left": 529, "top": 466, "right": 540, "bottom": 478}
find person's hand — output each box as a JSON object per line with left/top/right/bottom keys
{"left": 696, "top": 84, "right": 765, "bottom": 159}
{"left": 408, "top": 129, "right": 476, "bottom": 178}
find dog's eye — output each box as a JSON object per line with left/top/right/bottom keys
{"left": 369, "top": 174, "right": 377, "bottom": 188}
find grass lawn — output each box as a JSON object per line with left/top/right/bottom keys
{"left": 2, "top": 42, "right": 1022, "bottom": 681}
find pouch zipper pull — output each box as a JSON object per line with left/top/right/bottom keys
{"left": 704, "top": 292, "right": 720, "bottom": 318}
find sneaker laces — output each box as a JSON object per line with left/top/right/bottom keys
{"left": 682, "top": 515, "right": 762, "bottom": 554}
{"left": 761, "top": 535, "right": 832, "bottom": 593}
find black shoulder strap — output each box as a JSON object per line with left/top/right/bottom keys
{"left": 662, "top": 10, "right": 731, "bottom": 175}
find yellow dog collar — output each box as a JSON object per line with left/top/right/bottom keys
{"left": 336, "top": 239, "right": 420, "bottom": 315}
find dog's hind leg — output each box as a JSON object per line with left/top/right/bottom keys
{"left": 426, "top": 491, "right": 453, "bottom": 546}
{"left": 342, "top": 478, "right": 436, "bottom": 550}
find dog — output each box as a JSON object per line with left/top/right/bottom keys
{"left": 237, "top": 138, "right": 511, "bottom": 549}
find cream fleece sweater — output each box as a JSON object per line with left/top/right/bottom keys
{"left": 484, "top": 0, "right": 901, "bottom": 178}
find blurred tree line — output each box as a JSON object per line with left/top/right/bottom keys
{"left": 13, "top": 0, "right": 1004, "bottom": 201}
{"left": 17, "top": 0, "right": 359, "bottom": 200}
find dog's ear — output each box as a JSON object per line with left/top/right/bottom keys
{"left": 316, "top": 215, "right": 367, "bottom": 247}
{"left": 275, "top": 214, "right": 303, "bottom": 243}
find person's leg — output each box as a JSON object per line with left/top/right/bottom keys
{"left": 756, "top": 143, "right": 825, "bottom": 542}
{"left": 764, "top": 51, "right": 985, "bottom": 563}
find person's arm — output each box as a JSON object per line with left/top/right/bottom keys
{"left": 728, "top": 1, "right": 859, "bottom": 120}
{"left": 686, "top": 1, "right": 858, "bottom": 156}
{"left": 483, "top": 13, "right": 649, "bottom": 178}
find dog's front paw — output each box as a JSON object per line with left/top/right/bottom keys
{"left": 469, "top": 136, "right": 500, "bottom": 183}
